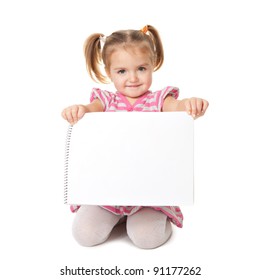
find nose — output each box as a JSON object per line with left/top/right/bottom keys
{"left": 129, "top": 71, "right": 138, "bottom": 83}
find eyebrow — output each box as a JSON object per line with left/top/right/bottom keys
{"left": 112, "top": 63, "right": 151, "bottom": 70}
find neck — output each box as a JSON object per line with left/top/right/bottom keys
{"left": 125, "top": 96, "right": 139, "bottom": 105}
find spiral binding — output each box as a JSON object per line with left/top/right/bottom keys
{"left": 64, "top": 125, "right": 73, "bottom": 204}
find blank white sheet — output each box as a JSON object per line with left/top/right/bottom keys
{"left": 65, "top": 112, "right": 194, "bottom": 206}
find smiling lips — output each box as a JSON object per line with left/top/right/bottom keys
{"left": 126, "top": 84, "right": 141, "bottom": 88}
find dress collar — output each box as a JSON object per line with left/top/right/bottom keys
{"left": 117, "top": 91, "right": 151, "bottom": 110}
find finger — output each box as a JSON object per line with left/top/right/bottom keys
{"left": 61, "top": 109, "right": 67, "bottom": 120}
{"left": 64, "top": 107, "right": 77, "bottom": 124}
{"left": 202, "top": 100, "right": 209, "bottom": 114}
{"left": 185, "top": 99, "right": 192, "bottom": 115}
{"left": 195, "top": 98, "right": 203, "bottom": 116}
{"left": 195, "top": 99, "right": 209, "bottom": 119}
{"left": 190, "top": 98, "right": 197, "bottom": 117}
{"left": 70, "top": 106, "right": 80, "bottom": 124}
{"left": 61, "top": 109, "right": 72, "bottom": 123}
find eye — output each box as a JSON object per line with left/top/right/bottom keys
{"left": 117, "top": 69, "right": 126, "bottom": 74}
{"left": 138, "top": 66, "right": 146, "bottom": 71}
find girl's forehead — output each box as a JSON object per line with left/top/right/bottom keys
{"left": 110, "top": 45, "right": 153, "bottom": 60}
{"left": 115, "top": 46, "right": 149, "bottom": 56}
{"left": 110, "top": 48, "right": 153, "bottom": 67}
{"left": 104, "top": 43, "right": 155, "bottom": 68}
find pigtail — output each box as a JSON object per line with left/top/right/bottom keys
{"left": 145, "top": 25, "right": 164, "bottom": 71}
{"left": 83, "top": 33, "right": 109, "bottom": 83}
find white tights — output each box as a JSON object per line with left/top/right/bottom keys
{"left": 72, "top": 205, "right": 172, "bottom": 249}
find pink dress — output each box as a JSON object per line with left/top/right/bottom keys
{"left": 70, "top": 86, "right": 184, "bottom": 228}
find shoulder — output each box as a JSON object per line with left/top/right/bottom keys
{"left": 91, "top": 88, "right": 116, "bottom": 98}
{"left": 153, "top": 86, "right": 179, "bottom": 99}
{"left": 151, "top": 86, "right": 179, "bottom": 111}
{"left": 90, "top": 88, "right": 117, "bottom": 102}
{"left": 90, "top": 88, "right": 117, "bottom": 110}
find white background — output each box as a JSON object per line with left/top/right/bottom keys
{"left": 0, "top": 0, "right": 259, "bottom": 279}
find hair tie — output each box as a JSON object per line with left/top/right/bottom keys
{"left": 140, "top": 25, "right": 148, "bottom": 34}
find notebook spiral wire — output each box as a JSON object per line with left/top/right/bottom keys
{"left": 64, "top": 125, "right": 73, "bottom": 204}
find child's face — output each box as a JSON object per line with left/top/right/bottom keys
{"left": 106, "top": 47, "right": 154, "bottom": 98}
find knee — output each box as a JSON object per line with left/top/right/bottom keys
{"left": 71, "top": 205, "right": 120, "bottom": 247}
{"left": 127, "top": 219, "right": 172, "bottom": 249}
{"left": 72, "top": 221, "right": 108, "bottom": 247}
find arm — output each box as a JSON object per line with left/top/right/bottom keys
{"left": 162, "top": 95, "right": 209, "bottom": 119}
{"left": 61, "top": 98, "right": 104, "bottom": 125}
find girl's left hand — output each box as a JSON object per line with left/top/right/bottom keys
{"left": 184, "top": 97, "right": 209, "bottom": 119}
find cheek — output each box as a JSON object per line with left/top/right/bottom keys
{"left": 109, "top": 74, "right": 116, "bottom": 83}
{"left": 113, "top": 78, "right": 123, "bottom": 88}
{"left": 114, "top": 76, "right": 125, "bottom": 84}
{"left": 146, "top": 73, "right": 153, "bottom": 85}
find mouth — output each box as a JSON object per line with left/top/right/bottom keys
{"left": 126, "top": 84, "right": 141, "bottom": 88}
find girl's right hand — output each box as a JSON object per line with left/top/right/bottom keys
{"left": 61, "top": 104, "right": 87, "bottom": 125}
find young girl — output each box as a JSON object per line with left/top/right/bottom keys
{"left": 62, "top": 25, "right": 209, "bottom": 249}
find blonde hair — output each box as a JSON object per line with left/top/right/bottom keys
{"left": 83, "top": 25, "right": 164, "bottom": 83}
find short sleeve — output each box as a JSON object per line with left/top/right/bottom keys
{"left": 156, "top": 86, "right": 179, "bottom": 110}
{"left": 90, "top": 88, "right": 114, "bottom": 111}
{"left": 70, "top": 205, "right": 80, "bottom": 213}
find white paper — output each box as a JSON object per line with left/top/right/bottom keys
{"left": 65, "top": 112, "right": 194, "bottom": 206}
